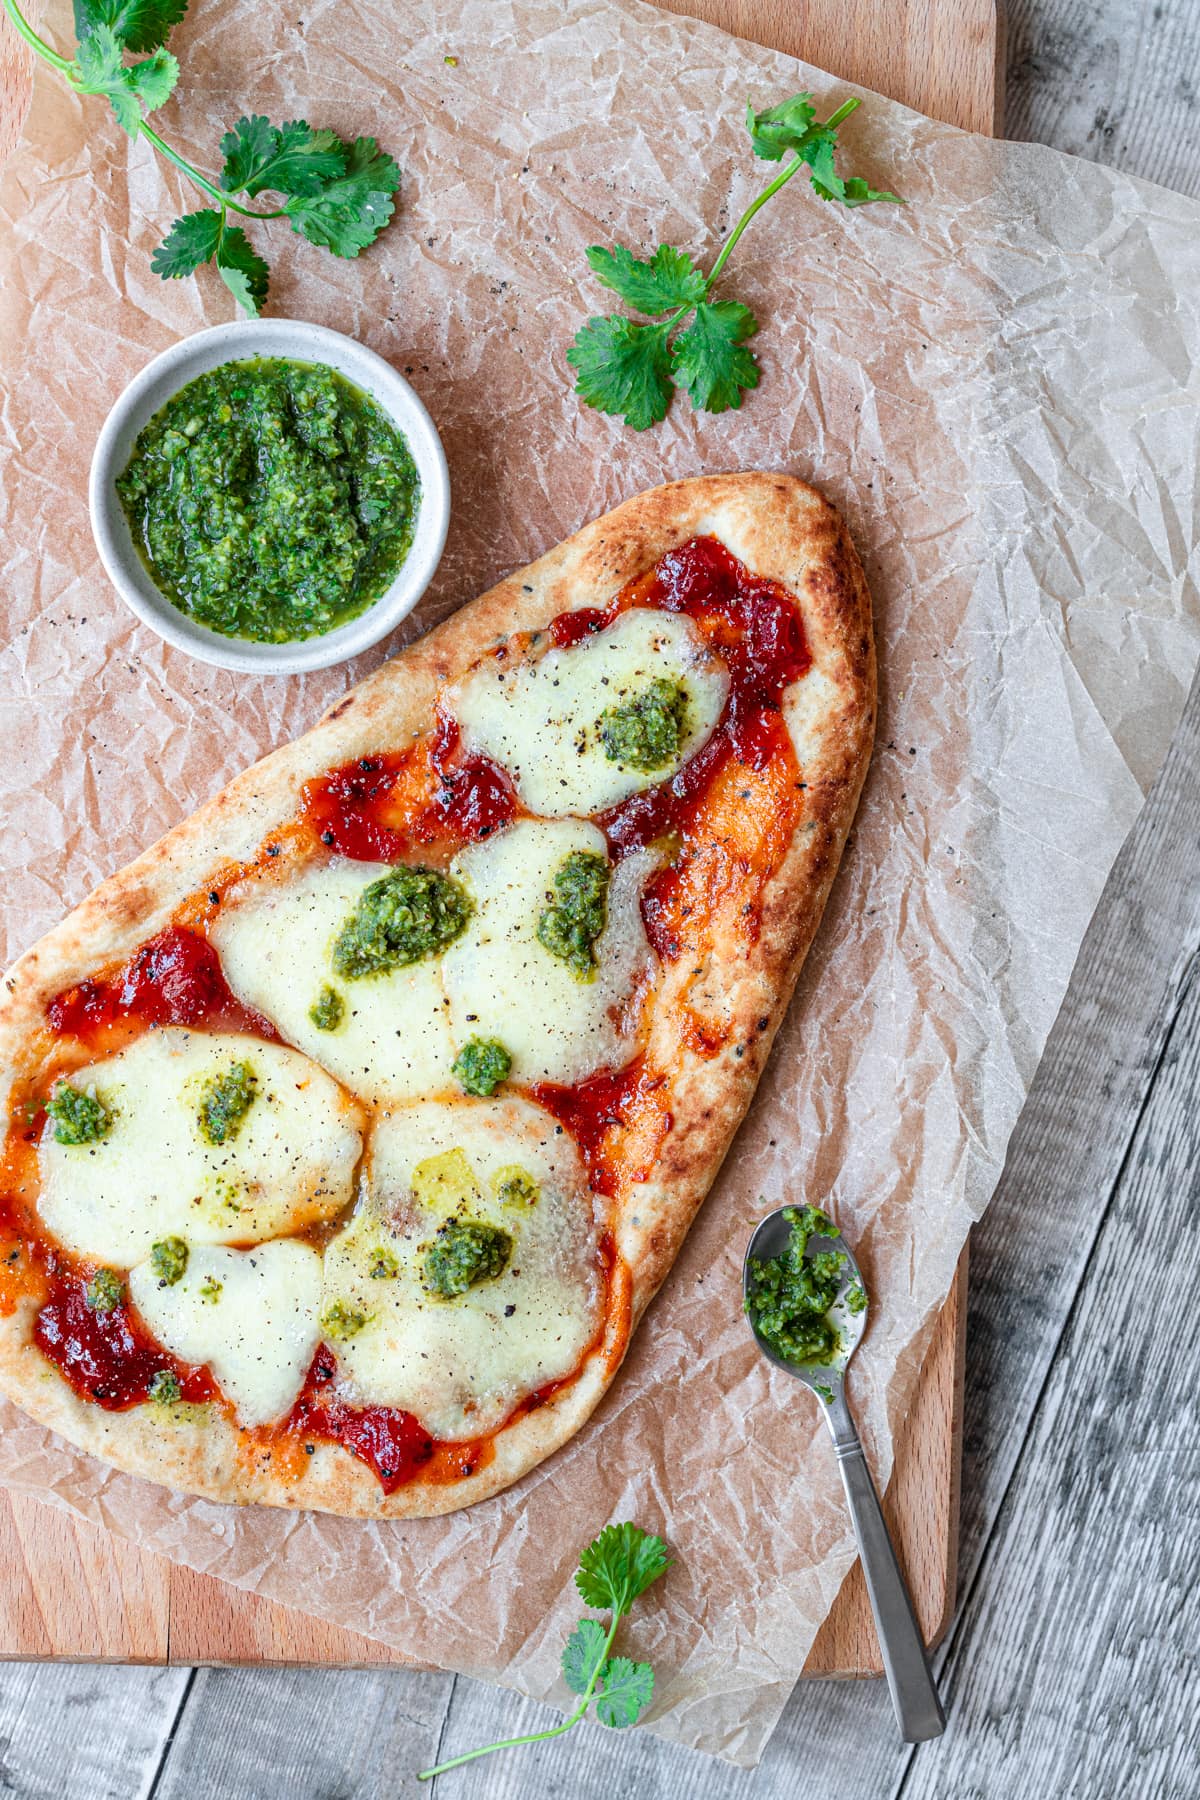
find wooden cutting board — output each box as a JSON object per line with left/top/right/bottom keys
{"left": 0, "top": 0, "right": 998, "bottom": 1674}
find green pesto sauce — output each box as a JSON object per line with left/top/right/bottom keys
{"left": 309, "top": 985, "right": 345, "bottom": 1032}
{"left": 452, "top": 1037, "right": 512, "bottom": 1097}
{"left": 148, "top": 1370, "right": 182, "bottom": 1405}
{"left": 46, "top": 1083, "right": 112, "bottom": 1146}
{"left": 367, "top": 1246, "right": 400, "bottom": 1280}
{"left": 150, "top": 1236, "right": 189, "bottom": 1286}
{"left": 598, "top": 678, "right": 689, "bottom": 772}
{"left": 321, "top": 1298, "right": 369, "bottom": 1340}
{"left": 198, "top": 1276, "right": 224, "bottom": 1304}
{"left": 333, "top": 866, "right": 472, "bottom": 979}
{"left": 744, "top": 1205, "right": 858, "bottom": 1367}
{"left": 115, "top": 357, "right": 421, "bottom": 644}
{"left": 536, "top": 849, "right": 610, "bottom": 981}
{"left": 197, "top": 1061, "right": 258, "bottom": 1146}
{"left": 424, "top": 1218, "right": 512, "bottom": 1300}
{"left": 86, "top": 1267, "right": 123, "bottom": 1314}
{"left": 493, "top": 1164, "right": 539, "bottom": 1209}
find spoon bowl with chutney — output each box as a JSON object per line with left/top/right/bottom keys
{"left": 743, "top": 1204, "right": 945, "bottom": 1743}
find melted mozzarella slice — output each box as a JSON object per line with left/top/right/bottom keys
{"left": 211, "top": 862, "right": 454, "bottom": 1105}
{"left": 322, "top": 1097, "right": 601, "bottom": 1439}
{"left": 451, "top": 607, "right": 728, "bottom": 817}
{"left": 38, "top": 1029, "right": 361, "bottom": 1266}
{"left": 130, "top": 1241, "right": 323, "bottom": 1426}
{"left": 442, "top": 819, "right": 655, "bottom": 1086}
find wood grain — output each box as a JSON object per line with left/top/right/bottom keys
{"left": 1006, "top": 0, "right": 1200, "bottom": 197}
{"left": 0, "top": 0, "right": 987, "bottom": 1685}
{"left": 0, "top": 1660, "right": 190, "bottom": 1800}
{"left": 657, "top": 0, "right": 1005, "bottom": 134}
{"left": 0, "top": 1495, "right": 168, "bottom": 1663}
{"left": 807, "top": 1251, "right": 966, "bottom": 1674}
{"left": 151, "top": 1664, "right": 454, "bottom": 1800}
{"left": 903, "top": 955, "right": 1200, "bottom": 1796}
{"left": 0, "top": 4, "right": 1195, "bottom": 1798}
{"left": 0, "top": 0, "right": 33, "bottom": 169}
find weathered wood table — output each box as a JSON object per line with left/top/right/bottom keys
{"left": 0, "top": 0, "right": 1198, "bottom": 1794}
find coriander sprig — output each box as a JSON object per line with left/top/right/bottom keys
{"left": 568, "top": 92, "right": 902, "bottom": 429}
{"left": 417, "top": 1522, "right": 671, "bottom": 1781}
{"left": 0, "top": 0, "right": 400, "bottom": 314}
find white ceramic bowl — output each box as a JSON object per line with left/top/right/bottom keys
{"left": 89, "top": 319, "right": 450, "bottom": 675}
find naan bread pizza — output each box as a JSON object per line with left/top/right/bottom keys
{"left": 0, "top": 472, "right": 874, "bottom": 1515}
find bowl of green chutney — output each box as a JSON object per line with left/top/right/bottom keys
{"left": 89, "top": 318, "right": 450, "bottom": 674}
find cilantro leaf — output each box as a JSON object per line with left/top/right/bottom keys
{"left": 804, "top": 131, "right": 902, "bottom": 206}
{"left": 214, "top": 224, "right": 269, "bottom": 315}
{"left": 73, "top": 0, "right": 187, "bottom": 54}
{"left": 74, "top": 27, "right": 176, "bottom": 136}
{"left": 284, "top": 135, "right": 400, "bottom": 257}
{"left": 219, "top": 115, "right": 345, "bottom": 199}
{"left": 745, "top": 92, "right": 817, "bottom": 161}
{"left": 73, "top": 29, "right": 140, "bottom": 137}
{"left": 217, "top": 113, "right": 274, "bottom": 190}
{"left": 575, "top": 1523, "right": 671, "bottom": 1615}
{"left": 747, "top": 96, "right": 902, "bottom": 208}
{"left": 567, "top": 317, "right": 674, "bottom": 431}
{"left": 839, "top": 175, "right": 903, "bottom": 206}
{"left": 125, "top": 46, "right": 178, "bottom": 113}
{"left": 13, "top": 0, "right": 405, "bottom": 320}
{"left": 151, "top": 207, "right": 222, "bottom": 277}
{"left": 671, "top": 300, "right": 759, "bottom": 413}
{"left": 584, "top": 243, "right": 707, "bottom": 315}
{"left": 595, "top": 1657, "right": 655, "bottom": 1729}
{"left": 419, "top": 1520, "right": 671, "bottom": 1779}
{"left": 151, "top": 210, "right": 267, "bottom": 314}
{"left": 561, "top": 1618, "right": 608, "bottom": 1697}
{"left": 570, "top": 91, "right": 900, "bottom": 429}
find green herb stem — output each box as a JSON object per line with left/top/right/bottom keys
{"left": 2, "top": 0, "right": 286, "bottom": 219}
{"left": 417, "top": 1614, "right": 621, "bottom": 1781}
{"left": 138, "top": 120, "right": 285, "bottom": 218}
{"left": 1, "top": 0, "right": 72, "bottom": 73}
{"left": 705, "top": 96, "right": 861, "bottom": 288}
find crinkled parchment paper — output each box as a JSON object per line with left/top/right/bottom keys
{"left": 1, "top": 0, "right": 1199, "bottom": 1767}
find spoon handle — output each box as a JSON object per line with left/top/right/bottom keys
{"left": 827, "top": 1403, "right": 946, "bottom": 1742}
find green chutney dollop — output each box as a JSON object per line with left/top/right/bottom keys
{"left": 46, "top": 1082, "right": 113, "bottom": 1146}
{"left": 597, "top": 677, "right": 690, "bottom": 772}
{"left": 452, "top": 1037, "right": 512, "bottom": 1097}
{"left": 424, "top": 1218, "right": 513, "bottom": 1300}
{"left": 197, "top": 1061, "right": 258, "bottom": 1146}
{"left": 332, "top": 866, "right": 472, "bottom": 979}
{"left": 536, "top": 849, "right": 611, "bottom": 981}
{"left": 115, "top": 357, "right": 421, "bottom": 643}
{"left": 744, "top": 1205, "right": 862, "bottom": 1367}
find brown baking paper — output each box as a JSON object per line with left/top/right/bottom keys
{"left": 2, "top": 0, "right": 1200, "bottom": 1767}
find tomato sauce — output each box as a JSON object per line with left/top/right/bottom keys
{"left": 425, "top": 715, "right": 520, "bottom": 844}
{"left": 302, "top": 752, "right": 410, "bottom": 861}
{"left": 46, "top": 925, "right": 274, "bottom": 1047}
{"left": 17, "top": 534, "right": 810, "bottom": 1491}
{"left": 532, "top": 1063, "right": 673, "bottom": 1198}
{"left": 598, "top": 536, "right": 810, "bottom": 852}
{"left": 33, "top": 1273, "right": 214, "bottom": 1411}
{"left": 301, "top": 724, "right": 518, "bottom": 864}
{"left": 548, "top": 605, "right": 615, "bottom": 649}
{"left": 283, "top": 1345, "right": 493, "bottom": 1494}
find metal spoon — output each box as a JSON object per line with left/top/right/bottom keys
{"left": 743, "top": 1206, "right": 946, "bottom": 1742}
